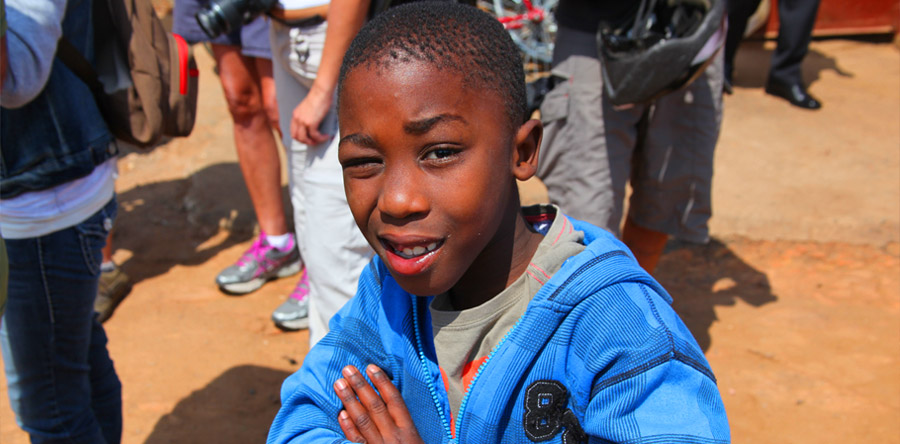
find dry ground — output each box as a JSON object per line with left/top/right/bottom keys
{"left": 1, "top": 37, "right": 898, "bottom": 443}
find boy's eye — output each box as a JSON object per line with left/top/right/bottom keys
{"left": 341, "top": 156, "right": 383, "bottom": 176}
{"left": 422, "top": 147, "right": 459, "bottom": 162}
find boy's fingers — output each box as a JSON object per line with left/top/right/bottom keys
{"left": 366, "top": 364, "right": 416, "bottom": 429}
{"left": 338, "top": 409, "right": 366, "bottom": 443}
{"left": 333, "top": 377, "right": 380, "bottom": 443}
{"left": 342, "top": 365, "right": 397, "bottom": 433}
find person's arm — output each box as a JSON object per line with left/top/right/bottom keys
{"left": 267, "top": 262, "right": 403, "bottom": 444}
{"left": 269, "top": 3, "right": 329, "bottom": 22}
{"left": 290, "top": 0, "right": 370, "bottom": 145}
{"left": 0, "top": 0, "right": 68, "bottom": 108}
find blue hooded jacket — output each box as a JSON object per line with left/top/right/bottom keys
{"left": 268, "top": 217, "right": 730, "bottom": 443}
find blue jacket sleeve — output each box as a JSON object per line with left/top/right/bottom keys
{"left": 585, "top": 359, "right": 731, "bottom": 443}
{"left": 575, "top": 282, "right": 731, "bottom": 443}
{"left": 267, "top": 262, "right": 395, "bottom": 444}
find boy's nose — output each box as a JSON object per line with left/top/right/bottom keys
{"left": 378, "top": 169, "right": 429, "bottom": 220}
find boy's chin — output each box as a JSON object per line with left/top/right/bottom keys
{"left": 387, "top": 271, "right": 452, "bottom": 298}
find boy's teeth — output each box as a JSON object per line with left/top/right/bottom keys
{"left": 397, "top": 242, "right": 439, "bottom": 258}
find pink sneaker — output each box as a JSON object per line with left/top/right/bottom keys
{"left": 215, "top": 233, "right": 302, "bottom": 294}
{"left": 271, "top": 271, "right": 310, "bottom": 331}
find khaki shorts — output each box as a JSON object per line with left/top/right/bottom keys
{"left": 537, "top": 51, "right": 724, "bottom": 243}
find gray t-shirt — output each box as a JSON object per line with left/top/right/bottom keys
{"left": 430, "top": 205, "right": 585, "bottom": 415}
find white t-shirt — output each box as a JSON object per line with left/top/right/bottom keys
{"left": 0, "top": 158, "right": 117, "bottom": 239}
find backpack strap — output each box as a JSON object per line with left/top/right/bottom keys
{"left": 56, "top": 37, "right": 105, "bottom": 95}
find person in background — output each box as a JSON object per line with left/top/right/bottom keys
{"left": 536, "top": 0, "right": 725, "bottom": 274}
{"left": 1, "top": 0, "right": 122, "bottom": 441}
{"left": 267, "top": 0, "right": 374, "bottom": 340}
{"left": 173, "top": 0, "right": 311, "bottom": 327}
{"left": 724, "top": 0, "right": 822, "bottom": 109}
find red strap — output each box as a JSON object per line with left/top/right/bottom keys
{"left": 173, "top": 33, "right": 189, "bottom": 95}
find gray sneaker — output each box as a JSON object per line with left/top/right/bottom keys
{"left": 216, "top": 234, "right": 302, "bottom": 294}
{"left": 272, "top": 272, "right": 310, "bottom": 331}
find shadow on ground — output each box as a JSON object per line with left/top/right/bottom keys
{"left": 731, "top": 39, "right": 854, "bottom": 89}
{"left": 111, "top": 161, "right": 294, "bottom": 289}
{"left": 655, "top": 237, "right": 777, "bottom": 351}
{"left": 144, "top": 365, "right": 291, "bottom": 444}
{"left": 113, "top": 162, "right": 255, "bottom": 287}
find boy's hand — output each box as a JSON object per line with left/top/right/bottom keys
{"left": 334, "top": 364, "right": 425, "bottom": 444}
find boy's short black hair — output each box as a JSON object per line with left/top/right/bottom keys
{"left": 338, "top": 1, "right": 528, "bottom": 126}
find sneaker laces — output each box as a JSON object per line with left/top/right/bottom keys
{"left": 290, "top": 271, "right": 310, "bottom": 302}
{"left": 236, "top": 236, "right": 271, "bottom": 267}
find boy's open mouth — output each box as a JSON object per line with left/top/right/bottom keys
{"left": 383, "top": 239, "right": 442, "bottom": 259}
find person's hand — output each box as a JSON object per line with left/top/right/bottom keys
{"left": 290, "top": 83, "right": 333, "bottom": 146}
{"left": 334, "top": 364, "right": 425, "bottom": 444}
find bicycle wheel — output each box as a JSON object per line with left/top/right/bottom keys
{"left": 490, "top": 0, "right": 558, "bottom": 65}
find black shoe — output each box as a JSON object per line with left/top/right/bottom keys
{"left": 723, "top": 77, "right": 733, "bottom": 95}
{"left": 764, "top": 79, "right": 822, "bottom": 110}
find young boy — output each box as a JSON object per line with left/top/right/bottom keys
{"left": 267, "top": 3, "right": 731, "bottom": 443}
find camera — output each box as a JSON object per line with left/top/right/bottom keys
{"left": 196, "top": 0, "right": 277, "bottom": 39}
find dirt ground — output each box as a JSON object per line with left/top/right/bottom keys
{"left": 1, "top": 36, "right": 898, "bottom": 443}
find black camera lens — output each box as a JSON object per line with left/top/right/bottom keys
{"left": 196, "top": 0, "right": 241, "bottom": 39}
{"left": 195, "top": 0, "right": 277, "bottom": 39}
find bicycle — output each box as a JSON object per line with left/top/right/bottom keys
{"left": 481, "top": 0, "right": 557, "bottom": 68}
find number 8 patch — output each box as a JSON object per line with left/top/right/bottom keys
{"left": 523, "top": 380, "right": 587, "bottom": 443}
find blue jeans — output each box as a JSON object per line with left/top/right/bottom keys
{"left": 1, "top": 198, "right": 122, "bottom": 444}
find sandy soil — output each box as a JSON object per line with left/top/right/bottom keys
{"left": 1, "top": 36, "right": 898, "bottom": 443}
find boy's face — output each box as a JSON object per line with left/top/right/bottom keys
{"left": 338, "top": 59, "right": 538, "bottom": 297}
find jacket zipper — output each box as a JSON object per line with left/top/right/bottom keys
{"left": 412, "top": 294, "right": 523, "bottom": 443}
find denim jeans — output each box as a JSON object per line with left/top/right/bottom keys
{"left": 0, "top": 198, "right": 122, "bottom": 444}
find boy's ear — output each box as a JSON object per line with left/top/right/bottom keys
{"left": 511, "top": 119, "right": 542, "bottom": 181}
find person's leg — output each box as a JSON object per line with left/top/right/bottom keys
{"left": 627, "top": 52, "right": 724, "bottom": 274}
{"left": 270, "top": 21, "right": 373, "bottom": 341}
{"left": 212, "top": 44, "right": 302, "bottom": 294}
{"left": 303, "top": 129, "right": 374, "bottom": 345}
{"left": 95, "top": 230, "right": 131, "bottom": 323}
{"left": 211, "top": 44, "right": 288, "bottom": 238}
{"left": 765, "top": 0, "right": 822, "bottom": 108}
{"left": 536, "top": 49, "right": 643, "bottom": 235}
{"left": 1, "top": 199, "right": 121, "bottom": 444}
{"left": 254, "top": 56, "right": 282, "bottom": 141}
{"left": 724, "top": 0, "right": 764, "bottom": 84}
{"left": 622, "top": 216, "right": 670, "bottom": 273}
{"left": 769, "top": 0, "right": 821, "bottom": 86}
{"left": 269, "top": 22, "right": 313, "bottom": 330}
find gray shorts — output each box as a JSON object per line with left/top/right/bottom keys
{"left": 537, "top": 50, "right": 724, "bottom": 243}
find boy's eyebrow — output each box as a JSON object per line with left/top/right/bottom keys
{"left": 403, "top": 114, "right": 466, "bottom": 135}
{"left": 339, "top": 133, "right": 377, "bottom": 148}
